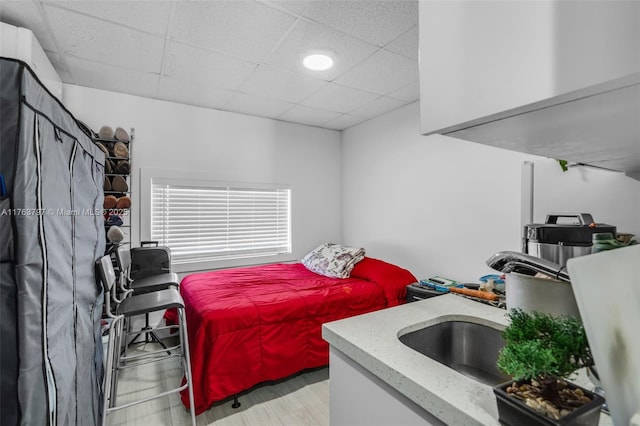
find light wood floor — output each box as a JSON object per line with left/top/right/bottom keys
{"left": 105, "top": 339, "right": 329, "bottom": 426}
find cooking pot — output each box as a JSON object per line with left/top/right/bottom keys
{"left": 505, "top": 272, "right": 580, "bottom": 318}
{"left": 523, "top": 213, "right": 616, "bottom": 267}
{"left": 485, "top": 251, "right": 580, "bottom": 318}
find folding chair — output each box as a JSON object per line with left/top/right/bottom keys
{"left": 115, "top": 244, "right": 179, "bottom": 295}
{"left": 97, "top": 255, "right": 196, "bottom": 426}
{"left": 114, "top": 244, "right": 181, "bottom": 350}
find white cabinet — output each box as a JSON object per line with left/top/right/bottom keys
{"left": 328, "top": 347, "right": 444, "bottom": 426}
{"left": 419, "top": 0, "right": 640, "bottom": 135}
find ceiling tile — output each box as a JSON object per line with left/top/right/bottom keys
{"left": 322, "top": 114, "right": 369, "bottom": 130}
{"left": 240, "top": 65, "right": 327, "bottom": 103}
{"left": 301, "top": 83, "right": 379, "bottom": 113}
{"left": 43, "top": 4, "right": 164, "bottom": 73}
{"left": 1, "top": 1, "right": 422, "bottom": 131}
{"left": 0, "top": 1, "right": 57, "bottom": 51}
{"left": 64, "top": 56, "right": 159, "bottom": 99}
{"left": 165, "top": 41, "right": 257, "bottom": 90}
{"left": 225, "top": 92, "right": 294, "bottom": 119}
{"left": 385, "top": 26, "right": 418, "bottom": 60}
{"left": 259, "top": 0, "right": 309, "bottom": 16}
{"left": 334, "top": 49, "right": 418, "bottom": 95}
{"left": 300, "top": 0, "right": 418, "bottom": 47}
{"left": 278, "top": 104, "right": 342, "bottom": 127}
{"left": 387, "top": 81, "right": 420, "bottom": 102}
{"left": 46, "top": 1, "right": 172, "bottom": 36}
{"left": 349, "top": 96, "right": 406, "bottom": 119}
{"left": 172, "top": 1, "right": 295, "bottom": 63}
{"left": 157, "top": 77, "right": 235, "bottom": 111}
{"left": 264, "top": 18, "right": 378, "bottom": 81}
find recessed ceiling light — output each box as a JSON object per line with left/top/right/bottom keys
{"left": 303, "top": 53, "right": 334, "bottom": 71}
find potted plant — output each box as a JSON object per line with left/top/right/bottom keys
{"left": 494, "top": 309, "right": 605, "bottom": 426}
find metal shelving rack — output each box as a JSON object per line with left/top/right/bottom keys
{"left": 93, "top": 127, "right": 134, "bottom": 253}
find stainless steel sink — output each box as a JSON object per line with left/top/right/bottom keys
{"left": 398, "top": 321, "right": 511, "bottom": 386}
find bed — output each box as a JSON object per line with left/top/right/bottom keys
{"left": 167, "top": 254, "right": 416, "bottom": 414}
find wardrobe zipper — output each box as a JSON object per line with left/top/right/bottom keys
{"left": 34, "top": 115, "right": 58, "bottom": 426}
{"left": 69, "top": 140, "right": 78, "bottom": 423}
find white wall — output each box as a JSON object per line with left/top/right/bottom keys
{"left": 419, "top": 0, "right": 640, "bottom": 133}
{"left": 63, "top": 84, "right": 343, "bottom": 271}
{"left": 61, "top": 85, "right": 639, "bottom": 280}
{"left": 342, "top": 102, "right": 640, "bottom": 282}
{"left": 532, "top": 162, "right": 640, "bottom": 236}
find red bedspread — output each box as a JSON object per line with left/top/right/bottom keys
{"left": 173, "top": 258, "right": 416, "bottom": 414}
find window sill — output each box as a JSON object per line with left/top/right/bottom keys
{"left": 171, "top": 253, "right": 298, "bottom": 274}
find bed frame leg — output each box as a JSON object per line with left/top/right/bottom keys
{"left": 232, "top": 394, "right": 241, "bottom": 409}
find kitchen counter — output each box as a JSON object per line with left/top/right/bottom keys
{"left": 322, "top": 294, "right": 612, "bottom": 426}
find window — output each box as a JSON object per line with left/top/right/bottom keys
{"left": 151, "top": 179, "right": 291, "bottom": 264}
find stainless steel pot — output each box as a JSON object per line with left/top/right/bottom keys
{"left": 526, "top": 242, "right": 592, "bottom": 268}
{"left": 505, "top": 272, "right": 580, "bottom": 318}
{"left": 523, "top": 213, "right": 616, "bottom": 267}
{"left": 486, "top": 251, "right": 579, "bottom": 318}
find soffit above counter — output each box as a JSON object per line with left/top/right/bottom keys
{"left": 424, "top": 72, "right": 640, "bottom": 181}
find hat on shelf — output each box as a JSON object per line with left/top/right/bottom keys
{"left": 103, "top": 195, "right": 117, "bottom": 209}
{"left": 105, "top": 159, "right": 115, "bottom": 174}
{"left": 113, "top": 142, "right": 129, "bottom": 158}
{"left": 114, "top": 160, "right": 129, "bottom": 174}
{"left": 98, "top": 125, "right": 115, "bottom": 140}
{"left": 107, "top": 226, "right": 125, "bottom": 243}
{"left": 115, "top": 196, "right": 131, "bottom": 209}
{"left": 114, "top": 127, "right": 130, "bottom": 142}
{"left": 106, "top": 214, "right": 123, "bottom": 227}
{"left": 103, "top": 176, "right": 111, "bottom": 191}
{"left": 111, "top": 175, "right": 128, "bottom": 192}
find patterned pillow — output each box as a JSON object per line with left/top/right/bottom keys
{"left": 301, "top": 242, "right": 366, "bottom": 278}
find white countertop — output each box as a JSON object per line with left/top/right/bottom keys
{"left": 322, "top": 294, "right": 612, "bottom": 426}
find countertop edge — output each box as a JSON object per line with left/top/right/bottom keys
{"left": 322, "top": 295, "right": 508, "bottom": 426}
{"left": 322, "top": 294, "right": 612, "bottom": 426}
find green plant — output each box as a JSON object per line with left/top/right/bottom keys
{"left": 497, "top": 309, "right": 594, "bottom": 406}
{"left": 557, "top": 159, "right": 569, "bottom": 172}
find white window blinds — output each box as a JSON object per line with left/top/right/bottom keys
{"left": 151, "top": 181, "right": 291, "bottom": 263}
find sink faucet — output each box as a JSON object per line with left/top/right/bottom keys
{"left": 485, "top": 251, "right": 571, "bottom": 283}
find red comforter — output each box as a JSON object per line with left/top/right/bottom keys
{"left": 172, "top": 258, "right": 416, "bottom": 414}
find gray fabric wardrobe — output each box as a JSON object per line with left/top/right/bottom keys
{"left": 1, "top": 57, "right": 106, "bottom": 425}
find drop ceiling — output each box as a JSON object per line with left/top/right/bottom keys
{"left": 0, "top": 0, "right": 419, "bottom": 130}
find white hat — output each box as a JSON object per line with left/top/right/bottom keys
{"left": 115, "top": 127, "right": 130, "bottom": 141}
{"left": 99, "top": 125, "right": 115, "bottom": 140}
{"left": 107, "top": 226, "right": 125, "bottom": 243}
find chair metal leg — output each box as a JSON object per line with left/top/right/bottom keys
{"left": 128, "top": 313, "right": 172, "bottom": 355}
{"left": 144, "top": 327, "right": 171, "bottom": 354}
{"left": 128, "top": 313, "right": 151, "bottom": 345}
{"left": 102, "top": 327, "right": 113, "bottom": 425}
{"left": 179, "top": 307, "right": 197, "bottom": 426}
{"left": 103, "top": 315, "right": 124, "bottom": 425}
{"left": 110, "top": 317, "right": 126, "bottom": 408}
{"left": 103, "top": 309, "right": 196, "bottom": 425}
{"left": 122, "top": 316, "right": 130, "bottom": 358}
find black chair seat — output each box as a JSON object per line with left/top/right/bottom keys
{"left": 116, "top": 287, "right": 184, "bottom": 317}
{"left": 130, "top": 272, "right": 179, "bottom": 293}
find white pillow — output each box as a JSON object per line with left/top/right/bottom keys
{"left": 301, "top": 242, "right": 365, "bottom": 278}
